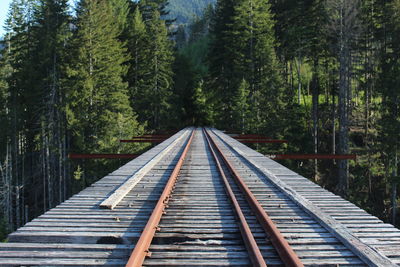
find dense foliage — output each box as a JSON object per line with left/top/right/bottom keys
{"left": 0, "top": 0, "right": 173, "bottom": 239}
{"left": 0, "top": 0, "right": 399, "bottom": 241}
{"left": 175, "top": 0, "right": 400, "bottom": 230}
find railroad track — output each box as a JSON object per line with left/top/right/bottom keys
{"left": 126, "top": 128, "right": 302, "bottom": 266}
{"left": 0, "top": 127, "right": 399, "bottom": 266}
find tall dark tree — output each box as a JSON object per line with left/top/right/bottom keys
{"left": 139, "top": 0, "right": 171, "bottom": 23}
{"left": 208, "top": 0, "right": 241, "bottom": 129}
{"left": 127, "top": 9, "right": 174, "bottom": 130}
{"left": 379, "top": 0, "right": 400, "bottom": 224}
{"left": 66, "top": 0, "right": 143, "bottom": 184}
{"left": 327, "top": 0, "right": 361, "bottom": 196}
{"left": 126, "top": 7, "right": 149, "bottom": 114}
{"left": 33, "top": 0, "right": 71, "bottom": 211}
{"left": 233, "top": 0, "right": 283, "bottom": 135}
{"left": 209, "top": 0, "right": 283, "bottom": 133}
{"left": 0, "top": 42, "right": 11, "bottom": 239}
{"left": 3, "top": 0, "right": 38, "bottom": 230}
{"left": 110, "top": 0, "right": 130, "bottom": 33}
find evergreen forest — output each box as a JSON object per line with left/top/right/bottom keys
{"left": 0, "top": 0, "right": 400, "bottom": 241}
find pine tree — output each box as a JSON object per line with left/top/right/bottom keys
{"left": 209, "top": 0, "right": 283, "bottom": 133}
{"left": 379, "top": 0, "right": 400, "bottom": 224}
{"left": 326, "top": 0, "right": 361, "bottom": 196}
{"left": 66, "top": 0, "right": 143, "bottom": 183}
{"left": 32, "top": 0, "right": 71, "bottom": 210}
{"left": 126, "top": 7, "right": 149, "bottom": 111}
{"left": 192, "top": 80, "right": 212, "bottom": 126}
{"left": 232, "top": 78, "right": 250, "bottom": 132}
{"left": 135, "top": 10, "right": 174, "bottom": 129}
{"left": 3, "top": 0, "right": 39, "bottom": 229}
{"left": 109, "top": 0, "right": 129, "bottom": 34}
{"left": 208, "top": 0, "right": 237, "bottom": 129}
{"left": 139, "top": 0, "right": 170, "bottom": 23}
{"left": 0, "top": 42, "right": 11, "bottom": 238}
{"left": 233, "top": 0, "right": 283, "bottom": 134}
{"left": 171, "top": 53, "right": 198, "bottom": 126}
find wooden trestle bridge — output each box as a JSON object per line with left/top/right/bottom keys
{"left": 0, "top": 128, "right": 399, "bottom": 266}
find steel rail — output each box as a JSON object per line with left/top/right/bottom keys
{"left": 203, "top": 129, "right": 267, "bottom": 267}
{"left": 126, "top": 129, "right": 195, "bottom": 267}
{"left": 205, "top": 128, "right": 304, "bottom": 267}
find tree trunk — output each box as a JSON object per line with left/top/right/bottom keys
{"left": 295, "top": 58, "right": 302, "bottom": 105}
{"left": 392, "top": 149, "right": 398, "bottom": 225}
{"left": 332, "top": 78, "right": 336, "bottom": 156}
{"left": 7, "top": 143, "right": 13, "bottom": 230}
{"left": 312, "top": 72, "right": 319, "bottom": 181}
{"left": 42, "top": 129, "right": 47, "bottom": 213}
{"left": 337, "top": 4, "right": 350, "bottom": 197}
{"left": 337, "top": 47, "right": 350, "bottom": 196}
{"left": 327, "top": 0, "right": 360, "bottom": 197}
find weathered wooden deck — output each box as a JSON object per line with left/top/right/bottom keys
{"left": 0, "top": 128, "right": 399, "bottom": 266}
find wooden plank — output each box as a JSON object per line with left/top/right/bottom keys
{"left": 0, "top": 258, "right": 126, "bottom": 265}
{"left": 213, "top": 129, "right": 398, "bottom": 267}
{"left": 100, "top": 129, "right": 191, "bottom": 209}
{"left": 0, "top": 243, "right": 132, "bottom": 250}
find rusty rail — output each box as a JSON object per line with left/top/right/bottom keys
{"left": 126, "top": 130, "right": 195, "bottom": 267}
{"left": 205, "top": 129, "right": 304, "bottom": 267}
{"left": 203, "top": 129, "right": 267, "bottom": 267}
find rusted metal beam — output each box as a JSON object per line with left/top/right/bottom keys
{"left": 124, "top": 137, "right": 167, "bottom": 140}
{"left": 224, "top": 130, "right": 242, "bottom": 134}
{"left": 205, "top": 128, "right": 304, "bottom": 267}
{"left": 238, "top": 139, "right": 288, "bottom": 144}
{"left": 126, "top": 130, "right": 196, "bottom": 267}
{"left": 68, "top": 153, "right": 139, "bottom": 159}
{"left": 204, "top": 129, "right": 267, "bottom": 267}
{"left": 233, "top": 134, "right": 272, "bottom": 139}
{"left": 137, "top": 134, "right": 172, "bottom": 138}
{"left": 269, "top": 154, "right": 357, "bottom": 160}
{"left": 120, "top": 139, "right": 166, "bottom": 143}
{"left": 153, "top": 130, "right": 178, "bottom": 135}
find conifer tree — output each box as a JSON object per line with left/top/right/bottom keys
{"left": 0, "top": 56, "right": 8, "bottom": 126}
{"left": 209, "top": 0, "right": 283, "bottom": 133}
{"left": 192, "top": 80, "right": 212, "bottom": 126}
{"left": 109, "top": 0, "right": 129, "bottom": 33}
{"left": 171, "top": 53, "right": 198, "bottom": 126}
{"left": 232, "top": 79, "right": 250, "bottom": 132}
{"left": 379, "top": 0, "right": 400, "bottom": 224}
{"left": 66, "top": 0, "right": 143, "bottom": 182}
{"left": 0, "top": 45, "right": 11, "bottom": 236}
{"left": 326, "top": 0, "right": 361, "bottom": 196}
{"left": 139, "top": 0, "right": 170, "bottom": 23}
{"left": 132, "top": 10, "right": 174, "bottom": 129}
{"left": 208, "top": 0, "right": 237, "bottom": 128}
{"left": 3, "top": 0, "right": 38, "bottom": 229}
{"left": 126, "top": 7, "right": 149, "bottom": 110}
{"left": 33, "top": 0, "right": 71, "bottom": 208}
{"left": 232, "top": 0, "right": 283, "bottom": 134}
